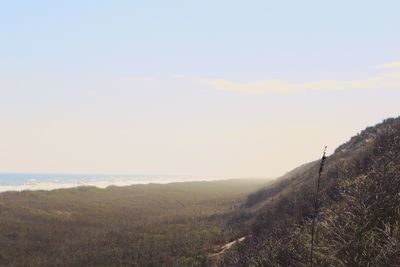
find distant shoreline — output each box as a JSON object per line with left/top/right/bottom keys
{"left": 0, "top": 173, "right": 269, "bottom": 193}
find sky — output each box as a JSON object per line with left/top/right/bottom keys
{"left": 1, "top": 1, "right": 400, "bottom": 177}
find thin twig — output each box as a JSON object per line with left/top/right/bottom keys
{"left": 310, "top": 146, "right": 327, "bottom": 267}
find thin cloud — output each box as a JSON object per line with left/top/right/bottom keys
{"left": 115, "top": 63, "right": 400, "bottom": 94}
{"left": 202, "top": 76, "right": 385, "bottom": 93}
{"left": 377, "top": 61, "right": 400, "bottom": 69}
{"left": 198, "top": 62, "right": 400, "bottom": 93}
{"left": 385, "top": 72, "right": 400, "bottom": 78}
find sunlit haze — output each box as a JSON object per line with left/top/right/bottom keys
{"left": 1, "top": 1, "right": 400, "bottom": 177}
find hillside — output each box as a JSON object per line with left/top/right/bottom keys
{"left": 222, "top": 117, "right": 400, "bottom": 266}
{"left": 0, "top": 178, "right": 270, "bottom": 266}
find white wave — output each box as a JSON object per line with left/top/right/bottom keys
{"left": 0, "top": 176, "right": 229, "bottom": 193}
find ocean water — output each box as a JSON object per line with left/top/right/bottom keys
{"left": 0, "top": 173, "right": 220, "bottom": 192}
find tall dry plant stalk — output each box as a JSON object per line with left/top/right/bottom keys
{"left": 310, "top": 146, "right": 327, "bottom": 267}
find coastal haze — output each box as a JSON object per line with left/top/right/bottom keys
{"left": 1, "top": 1, "right": 400, "bottom": 180}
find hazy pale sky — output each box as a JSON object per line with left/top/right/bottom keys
{"left": 1, "top": 1, "right": 400, "bottom": 177}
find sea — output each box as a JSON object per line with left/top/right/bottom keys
{"left": 0, "top": 173, "right": 224, "bottom": 193}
